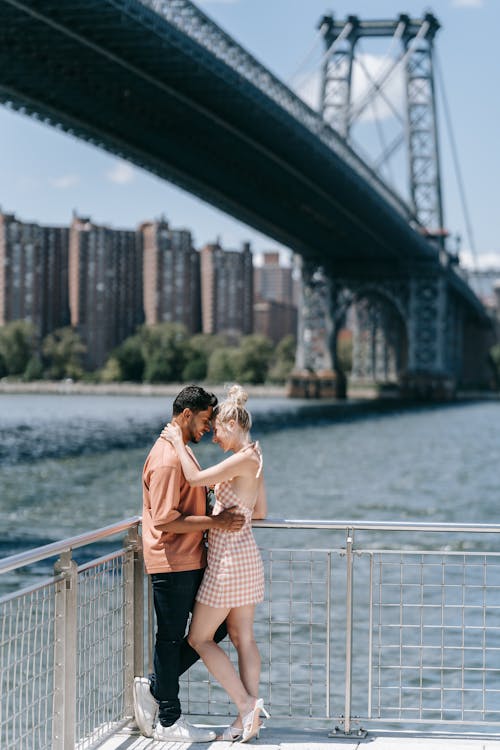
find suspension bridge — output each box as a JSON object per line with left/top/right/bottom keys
{"left": 0, "top": 0, "right": 493, "bottom": 397}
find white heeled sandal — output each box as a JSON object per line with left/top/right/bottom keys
{"left": 218, "top": 724, "right": 243, "bottom": 742}
{"left": 240, "top": 699, "right": 270, "bottom": 743}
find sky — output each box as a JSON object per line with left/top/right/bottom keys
{"left": 1, "top": 0, "right": 499, "bottom": 269}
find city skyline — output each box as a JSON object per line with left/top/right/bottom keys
{"left": 0, "top": 210, "right": 297, "bottom": 370}
{"left": 1, "top": 0, "right": 499, "bottom": 269}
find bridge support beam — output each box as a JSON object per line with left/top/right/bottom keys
{"left": 289, "top": 262, "right": 491, "bottom": 400}
{"left": 400, "top": 274, "right": 457, "bottom": 399}
{"left": 288, "top": 260, "right": 338, "bottom": 398}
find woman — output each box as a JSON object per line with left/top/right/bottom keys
{"left": 161, "top": 384, "right": 269, "bottom": 742}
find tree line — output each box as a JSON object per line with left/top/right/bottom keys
{"left": 2, "top": 320, "right": 499, "bottom": 388}
{"left": 0, "top": 321, "right": 296, "bottom": 385}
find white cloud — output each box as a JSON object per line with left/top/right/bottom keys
{"left": 106, "top": 160, "right": 135, "bottom": 185}
{"left": 49, "top": 174, "right": 80, "bottom": 189}
{"left": 291, "top": 53, "right": 405, "bottom": 124}
{"left": 451, "top": 0, "right": 484, "bottom": 7}
{"left": 459, "top": 250, "right": 500, "bottom": 270}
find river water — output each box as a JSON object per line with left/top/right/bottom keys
{"left": 2, "top": 393, "right": 500, "bottom": 731}
{"left": 1, "top": 392, "right": 499, "bottom": 567}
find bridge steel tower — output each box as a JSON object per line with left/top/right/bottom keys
{"left": 293, "top": 13, "right": 476, "bottom": 400}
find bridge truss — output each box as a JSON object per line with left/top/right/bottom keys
{"left": 292, "top": 13, "right": 493, "bottom": 398}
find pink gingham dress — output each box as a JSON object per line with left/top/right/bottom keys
{"left": 196, "top": 447, "right": 264, "bottom": 608}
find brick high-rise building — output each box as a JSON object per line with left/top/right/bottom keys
{"left": 0, "top": 211, "right": 70, "bottom": 337}
{"left": 254, "top": 251, "right": 294, "bottom": 305}
{"left": 253, "top": 299, "right": 298, "bottom": 345}
{"left": 201, "top": 240, "right": 253, "bottom": 337}
{"left": 141, "top": 218, "right": 201, "bottom": 333}
{"left": 69, "top": 215, "right": 143, "bottom": 369}
{"left": 253, "top": 251, "right": 298, "bottom": 343}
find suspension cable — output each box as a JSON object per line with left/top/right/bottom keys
{"left": 434, "top": 49, "right": 478, "bottom": 271}
{"left": 315, "top": 21, "right": 354, "bottom": 77}
{"left": 287, "top": 28, "right": 324, "bottom": 85}
{"left": 354, "top": 52, "right": 405, "bottom": 125}
{"left": 348, "top": 19, "right": 428, "bottom": 126}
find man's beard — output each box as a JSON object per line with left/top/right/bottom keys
{"left": 187, "top": 424, "right": 201, "bottom": 444}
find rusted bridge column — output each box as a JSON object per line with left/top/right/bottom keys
{"left": 288, "top": 259, "right": 337, "bottom": 398}
{"left": 401, "top": 273, "right": 457, "bottom": 398}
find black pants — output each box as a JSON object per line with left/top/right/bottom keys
{"left": 150, "top": 569, "right": 227, "bottom": 726}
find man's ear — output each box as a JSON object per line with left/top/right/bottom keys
{"left": 181, "top": 408, "right": 192, "bottom": 421}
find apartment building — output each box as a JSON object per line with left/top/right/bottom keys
{"left": 69, "top": 215, "right": 143, "bottom": 369}
{"left": 0, "top": 211, "right": 69, "bottom": 337}
{"left": 141, "top": 218, "right": 201, "bottom": 333}
{"left": 200, "top": 240, "right": 253, "bottom": 337}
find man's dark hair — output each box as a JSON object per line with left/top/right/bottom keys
{"left": 172, "top": 385, "right": 218, "bottom": 416}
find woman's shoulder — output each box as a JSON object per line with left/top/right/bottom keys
{"left": 240, "top": 441, "right": 262, "bottom": 457}
{"left": 239, "top": 442, "right": 263, "bottom": 477}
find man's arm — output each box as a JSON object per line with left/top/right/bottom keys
{"left": 157, "top": 510, "right": 244, "bottom": 534}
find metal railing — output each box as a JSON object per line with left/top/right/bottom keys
{"left": 2, "top": 518, "right": 500, "bottom": 748}
{"left": 0, "top": 517, "right": 144, "bottom": 750}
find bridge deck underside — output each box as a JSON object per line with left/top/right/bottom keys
{"left": 0, "top": 0, "right": 487, "bottom": 320}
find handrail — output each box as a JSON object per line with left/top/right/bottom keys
{"left": 3, "top": 515, "right": 500, "bottom": 576}
{"left": 253, "top": 518, "right": 500, "bottom": 533}
{"left": 0, "top": 515, "right": 141, "bottom": 575}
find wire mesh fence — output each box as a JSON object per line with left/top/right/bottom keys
{"left": 2, "top": 518, "right": 500, "bottom": 749}
{"left": 0, "top": 580, "right": 58, "bottom": 750}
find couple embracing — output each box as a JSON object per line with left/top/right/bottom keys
{"left": 134, "top": 384, "right": 269, "bottom": 743}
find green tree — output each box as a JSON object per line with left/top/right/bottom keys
{"left": 140, "top": 323, "right": 188, "bottom": 383}
{"left": 207, "top": 347, "right": 237, "bottom": 383}
{"left": 112, "top": 334, "right": 145, "bottom": 382}
{"left": 23, "top": 355, "right": 44, "bottom": 381}
{"left": 233, "top": 334, "right": 273, "bottom": 384}
{"left": 182, "top": 334, "right": 226, "bottom": 381}
{"left": 268, "top": 334, "right": 296, "bottom": 383}
{"left": 42, "top": 327, "right": 86, "bottom": 380}
{"left": 100, "top": 355, "right": 122, "bottom": 383}
{"left": 0, "top": 321, "right": 36, "bottom": 376}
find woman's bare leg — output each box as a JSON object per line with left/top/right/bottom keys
{"left": 226, "top": 604, "right": 260, "bottom": 726}
{"left": 188, "top": 602, "right": 254, "bottom": 718}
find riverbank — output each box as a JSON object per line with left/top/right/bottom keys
{"left": 0, "top": 379, "right": 291, "bottom": 397}
{"left": 1, "top": 378, "right": 497, "bottom": 401}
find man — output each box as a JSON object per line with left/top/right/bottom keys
{"left": 134, "top": 385, "right": 245, "bottom": 742}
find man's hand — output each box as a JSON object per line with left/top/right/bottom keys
{"left": 212, "top": 507, "right": 245, "bottom": 532}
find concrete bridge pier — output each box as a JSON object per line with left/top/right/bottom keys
{"left": 288, "top": 260, "right": 339, "bottom": 399}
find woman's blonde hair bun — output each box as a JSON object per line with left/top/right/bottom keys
{"left": 226, "top": 384, "right": 248, "bottom": 408}
{"left": 215, "top": 383, "right": 252, "bottom": 431}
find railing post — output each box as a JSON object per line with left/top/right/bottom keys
{"left": 330, "top": 527, "right": 366, "bottom": 738}
{"left": 52, "top": 550, "right": 78, "bottom": 750}
{"left": 344, "top": 527, "right": 354, "bottom": 735}
{"left": 124, "top": 525, "right": 144, "bottom": 715}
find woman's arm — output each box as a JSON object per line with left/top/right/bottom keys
{"left": 162, "top": 423, "right": 256, "bottom": 486}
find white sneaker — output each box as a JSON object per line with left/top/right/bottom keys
{"left": 133, "top": 676, "right": 158, "bottom": 737}
{"left": 153, "top": 715, "right": 217, "bottom": 743}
